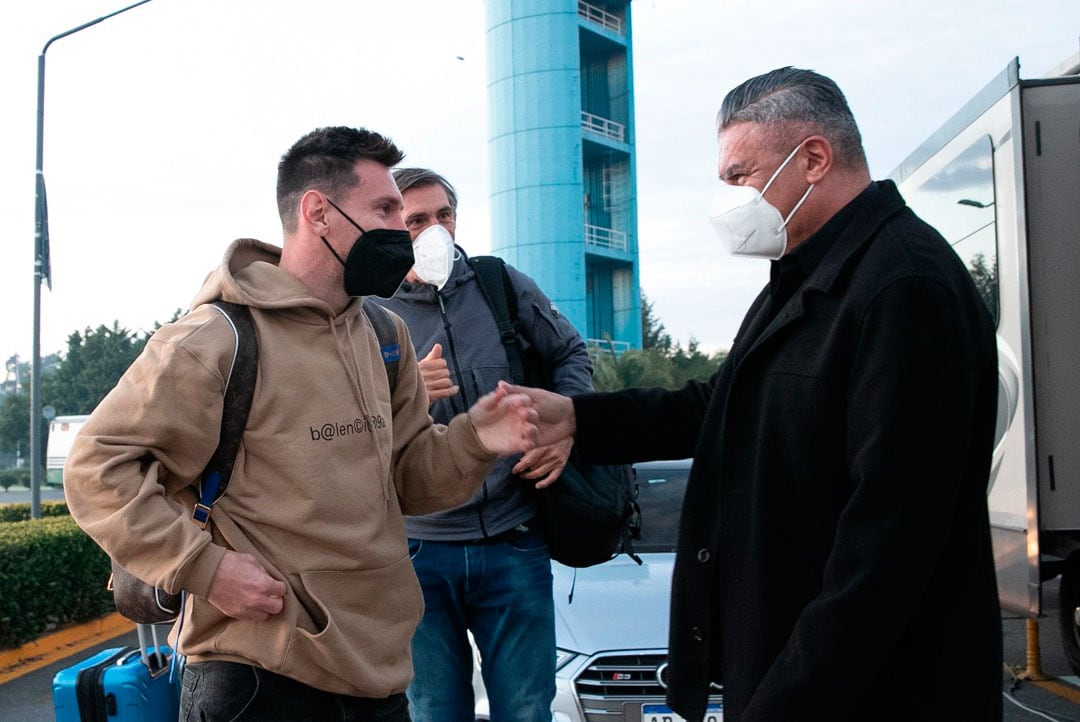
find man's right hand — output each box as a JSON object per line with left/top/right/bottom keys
{"left": 501, "top": 383, "right": 576, "bottom": 446}
{"left": 419, "top": 343, "right": 459, "bottom": 401}
{"left": 206, "top": 550, "right": 287, "bottom": 621}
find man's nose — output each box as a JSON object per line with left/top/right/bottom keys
{"left": 409, "top": 221, "right": 438, "bottom": 241}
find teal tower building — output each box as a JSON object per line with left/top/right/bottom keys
{"left": 486, "top": 0, "right": 642, "bottom": 352}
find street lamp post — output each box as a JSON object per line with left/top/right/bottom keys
{"left": 30, "top": 0, "right": 154, "bottom": 519}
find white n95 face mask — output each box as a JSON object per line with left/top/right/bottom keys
{"left": 411, "top": 224, "right": 456, "bottom": 290}
{"left": 708, "top": 142, "right": 814, "bottom": 260}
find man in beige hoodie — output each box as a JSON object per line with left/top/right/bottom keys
{"left": 64, "top": 126, "right": 538, "bottom": 722}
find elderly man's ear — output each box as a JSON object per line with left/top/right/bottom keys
{"left": 802, "top": 135, "right": 833, "bottom": 184}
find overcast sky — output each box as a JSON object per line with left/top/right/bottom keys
{"left": 1, "top": 1, "right": 1077, "bottom": 366}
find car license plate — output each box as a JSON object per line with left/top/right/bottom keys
{"left": 641, "top": 703, "right": 722, "bottom": 722}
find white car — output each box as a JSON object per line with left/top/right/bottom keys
{"left": 474, "top": 459, "right": 724, "bottom": 722}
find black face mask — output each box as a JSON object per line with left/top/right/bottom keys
{"left": 322, "top": 198, "right": 415, "bottom": 298}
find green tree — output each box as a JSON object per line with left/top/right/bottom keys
{"left": 0, "top": 353, "right": 59, "bottom": 468}
{"left": 670, "top": 338, "right": 727, "bottom": 388}
{"left": 0, "top": 390, "right": 30, "bottom": 468}
{"left": 968, "top": 252, "right": 998, "bottom": 325}
{"left": 641, "top": 292, "right": 672, "bottom": 354}
{"left": 42, "top": 322, "right": 149, "bottom": 416}
{"left": 593, "top": 292, "right": 729, "bottom": 392}
{"left": 593, "top": 348, "right": 676, "bottom": 392}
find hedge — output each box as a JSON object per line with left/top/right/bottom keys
{"left": 0, "top": 515, "right": 114, "bottom": 649}
{"left": 0, "top": 500, "right": 70, "bottom": 523}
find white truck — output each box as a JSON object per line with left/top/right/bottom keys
{"left": 890, "top": 51, "right": 1080, "bottom": 671}
{"left": 45, "top": 414, "right": 89, "bottom": 487}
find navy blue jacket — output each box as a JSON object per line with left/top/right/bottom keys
{"left": 574, "top": 181, "right": 1001, "bottom": 721}
{"left": 373, "top": 249, "right": 593, "bottom": 540}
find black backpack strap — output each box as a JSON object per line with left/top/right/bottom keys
{"left": 363, "top": 302, "right": 401, "bottom": 390}
{"left": 192, "top": 301, "right": 258, "bottom": 529}
{"left": 469, "top": 255, "right": 526, "bottom": 385}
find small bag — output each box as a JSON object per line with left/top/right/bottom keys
{"left": 469, "top": 256, "right": 641, "bottom": 568}
{"left": 536, "top": 457, "right": 640, "bottom": 568}
{"left": 108, "top": 566, "right": 183, "bottom": 625}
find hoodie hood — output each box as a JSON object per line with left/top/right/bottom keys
{"left": 191, "top": 238, "right": 351, "bottom": 317}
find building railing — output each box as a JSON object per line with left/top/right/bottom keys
{"left": 581, "top": 111, "right": 625, "bottom": 143}
{"left": 584, "top": 223, "right": 628, "bottom": 251}
{"left": 578, "top": 0, "right": 623, "bottom": 35}
{"left": 587, "top": 338, "right": 631, "bottom": 359}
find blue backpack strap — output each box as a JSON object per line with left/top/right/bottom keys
{"left": 363, "top": 302, "right": 401, "bottom": 390}
{"left": 192, "top": 302, "right": 258, "bottom": 529}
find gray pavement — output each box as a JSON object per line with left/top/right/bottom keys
{"left": 3, "top": 613, "right": 1080, "bottom": 721}
{"left": 0, "top": 486, "right": 67, "bottom": 506}
{"left": 4, "top": 501, "right": 1077, "bottom": 718}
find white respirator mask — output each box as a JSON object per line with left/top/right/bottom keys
{"left": 708, "top": 142, "right": 814, "bottom": 260}
{"left": 411, "top": 223, "right": 457, "bottom": 290}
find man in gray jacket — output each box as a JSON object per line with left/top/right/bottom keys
{"left": 371, "top": 168, "right": 593, "bottom": 722}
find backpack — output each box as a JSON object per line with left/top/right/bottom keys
{"left": 109, "top": 301, "right": 402, "bottom": 624}
{"left": 468, "top": 256, "right": 641, "bottom": 569}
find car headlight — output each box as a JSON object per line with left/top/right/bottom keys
{"left": 555, "top": 648, "right": 578, "bottom": 671}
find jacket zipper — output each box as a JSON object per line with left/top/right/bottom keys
{"left": 435, "top": 290, "right": 489, "bottom": 537}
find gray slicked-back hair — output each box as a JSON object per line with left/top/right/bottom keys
{"left": 393, "top": 167, "right": 458, "bottom": 210}
{"left": 718, "top": 67, "right": 867, "bottom": 169}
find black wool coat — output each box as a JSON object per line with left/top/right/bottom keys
{"left": 574, "top": 181, "right": 1002, "bottom": 721}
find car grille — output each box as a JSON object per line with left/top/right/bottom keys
{"left": 571, "top": 652, "right": 722, "bottom": 721}
{"left": 573, "top": 653, "right": 661, "bottom": 720}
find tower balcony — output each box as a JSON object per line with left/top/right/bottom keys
{"left": 578, "top": 1, "right": 623, "bottom": 35}
{"left": 581, "top": 110, "right": 625, "bottom": 143}
{"left": 584, "top": 223, "right": 627, "bottom": 252}
{"left": 586, "top": 338, "right": 631, "bottom": 359}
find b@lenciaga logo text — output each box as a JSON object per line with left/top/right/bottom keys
{"left": 310, "top": 416, "right": 387, "bottom": 441}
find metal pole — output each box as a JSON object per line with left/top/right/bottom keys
{"left": 30, "top": 0, "right": 155, "bottom": 519}
{"left": 31, "top": 50, "right": 47, "bottom": 520}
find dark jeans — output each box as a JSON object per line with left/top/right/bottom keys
{"left": 406, "top": 527, "right": 555, "bottom": 722}
{"left": 180, "top": 661, "right": 411, "bottom": 722}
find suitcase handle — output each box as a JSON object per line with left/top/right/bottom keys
{"left": 135, "top": 623, "right": 171, "bottom": 679}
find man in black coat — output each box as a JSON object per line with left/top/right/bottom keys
{"left": 511, "top": 67, "right": 1002, "bottom": 721}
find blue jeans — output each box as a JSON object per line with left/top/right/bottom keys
{"left": 180, "top": 661, "right": 411, "bottom": 722}
{"left": 407, "top": 527, "right": 555, "bottom": 722}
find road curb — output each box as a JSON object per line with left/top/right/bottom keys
{"left": 0, "top": 613, "right": 133, "bottom": 684}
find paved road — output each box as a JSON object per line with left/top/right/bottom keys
{"left": 5, "top": 497, "right": 1077, "bottom": 719}
{"left": 3, "top": 578, "right": 1080, "bottom": 720}
{"left": 0, "top": 487, "right": 67, "bottom": 506}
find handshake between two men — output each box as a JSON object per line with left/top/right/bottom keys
{"left": 421, "top": 343, "right": 579, "bottom": 490}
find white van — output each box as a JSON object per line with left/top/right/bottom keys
{"left": 46, "top": 414, "right": 89, "bottom": 487}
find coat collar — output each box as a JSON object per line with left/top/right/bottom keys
{"left": 739, "top": 180, "right": 908, "bottom": 357}
{"left": 801, "top": 180, "right": 907, "bottom": 296}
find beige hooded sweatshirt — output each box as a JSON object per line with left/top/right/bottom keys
{"left": 65, "top": 239, "right": 497, "bottom": 697}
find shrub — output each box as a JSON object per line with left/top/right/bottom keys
{"left": 0, "top": 468, "right": 31, "bottom": 492}
{"left": 0, "top": 501, "right": 70, "bottom": 523}
{"left": 0, "top": 515, "right": 113, "bottom": 649}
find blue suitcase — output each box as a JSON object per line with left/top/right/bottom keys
{"left": 53, "top": 623, "right": 180, "bottom": 722}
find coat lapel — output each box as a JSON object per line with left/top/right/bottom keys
{"left": 739, "top": 181, "right": 908, "bottom": 364}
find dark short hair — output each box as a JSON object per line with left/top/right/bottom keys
{"left": 276, "top": 126, "right": 405, "bottom": 232}
{"left": 718, "top": 67, "right": 867, "bottom": 169}
{"left": 392, "top": 168, "right": 458, "bottom": 211}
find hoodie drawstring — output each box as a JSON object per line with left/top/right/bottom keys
{"left": 334, "top": 314, "right": 392, "bottom": 503}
